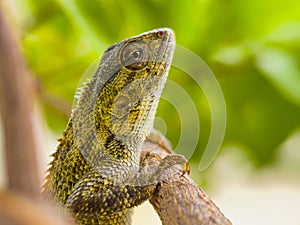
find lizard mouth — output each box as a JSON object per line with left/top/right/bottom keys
{"left": 151, "top": 28, "right": 175, "bottom": 70}
{"left": 162, "top": 31, "right": 175, "bottom": 70}
{"left": 151, "top": 28, "right": 175, "bottom": 77}
{"left": 147, "top": 28, "right": 175, "bottom": 86}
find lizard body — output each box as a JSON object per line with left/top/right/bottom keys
{"left": 44, "top": 28, "right": 188, "bottom": 225}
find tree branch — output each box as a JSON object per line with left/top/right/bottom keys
{"left": 0, "top": 6, "right": 73, "bottom": 225}
{"left": 142, "top": 140, "right": 232, "bottom": 225}
{"left": 0, "top": 5, "right": 39, "bottom": 199}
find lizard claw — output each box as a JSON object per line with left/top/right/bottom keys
{"left": 181, "top": 162, "right": 190, "bottom": 176}
{"left": 141, "top": 152, "right": 162, "bottom": 167}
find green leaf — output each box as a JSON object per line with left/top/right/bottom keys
{"left": 255, "top": 47, "right": 300, "bottom": 106}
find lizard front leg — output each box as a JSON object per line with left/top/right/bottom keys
{"left": 65, "top": 154, "right": 188, "bottom": 224}
{"left": 144, "top": 130, "right": 190, "bottom": 176}
{"left": 65, "top": 172, "right": 155, "bottom": 218}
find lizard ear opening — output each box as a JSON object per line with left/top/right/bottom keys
{"left": 114, "top": 95, "right": 130, "bottom": 109}
{"left": 120, "top": 41, "right": 149, "bottom": 71}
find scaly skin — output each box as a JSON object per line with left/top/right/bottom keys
{"left": 44, "top": 28, "right": 188, "bottom": 225}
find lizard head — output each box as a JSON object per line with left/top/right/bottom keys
{"left": 95, "top": 28, "right": 175, "bottom": 140}
{"left": 98, "top": 27, "right": 175, "bottom": 91}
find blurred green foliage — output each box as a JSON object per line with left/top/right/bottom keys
{"left": 11, "top": 0, "right": 300, "bottom": 167}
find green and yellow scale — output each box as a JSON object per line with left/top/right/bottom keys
{"left": 44, "top": 28, "right": 188, "bottom": 225}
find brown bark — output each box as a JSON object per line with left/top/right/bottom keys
{"left": 142, "top": 140, "right": 232, "bottom": 225}
{"left": 0, "top": 6, "right": 39, "bottom": 198}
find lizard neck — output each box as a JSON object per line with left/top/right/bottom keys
{"left": 68, "top": 78, "right": 156, "bottom": 183}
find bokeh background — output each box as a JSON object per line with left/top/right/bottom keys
{"left": 1, "top": 0, "right": 300, "bottom": 224}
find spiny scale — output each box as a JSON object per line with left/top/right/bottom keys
{"left": 44, "top": 28, "right": 188, "bottom": 225}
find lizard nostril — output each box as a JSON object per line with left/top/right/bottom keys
{"left": 157, "top": 30, "right": 165, "bottom": 39}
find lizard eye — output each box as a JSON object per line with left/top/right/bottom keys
{"left": 131, "top": 50, "right": 142, "bottom": 59}
{"left": 120, "top": 41, "right": 149, "bottom": 71}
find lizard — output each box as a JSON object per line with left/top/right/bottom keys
{"left": 43, "top": 28, "right": 189, "bottom": 225}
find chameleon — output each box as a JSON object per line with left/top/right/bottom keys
{"left": 44, "top": 28, "right": 189, "bottom": 225}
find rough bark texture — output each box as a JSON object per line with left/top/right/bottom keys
{"left": 0, "top": 7, "right": 40, "bottom": 198}
{"left": 142, "top": 140, "right": 232, "bottom": 225}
